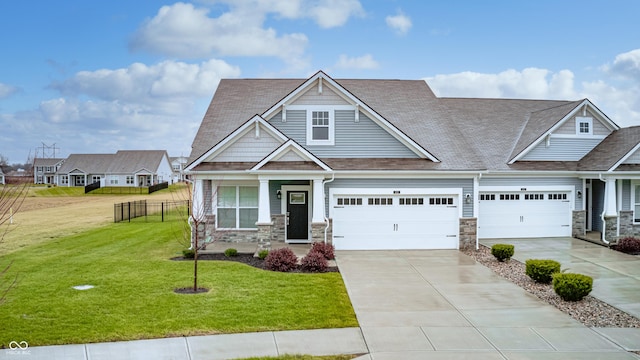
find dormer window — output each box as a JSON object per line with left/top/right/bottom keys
{"left": 306, "top": 108, "right": 334, "bottom": 145}
{"left": 576, "top": 117, "right": 593, "bottom": 135}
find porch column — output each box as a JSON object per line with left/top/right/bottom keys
{"left": 192, "top": 179, "right": 204, "bottom": 220}
{"left": 257, "top": 179, "right": 272, "bottom": 224}
{"left": 311, "top": 178, "right": 325, "bottom": 223}
{"left": 603, "top": 177, "right": 617, "bottom": 217}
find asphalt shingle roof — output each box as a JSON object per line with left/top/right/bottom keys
{"left": 577, "top": 126, "right": 640, "bottom": 171}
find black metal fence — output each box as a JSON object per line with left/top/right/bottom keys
{"left": 85, "top": 181, "right": 101, "bottom": 193}
{"left": 149, "top": 182, "right": 168, "bottom": 194}
{"left": 114, "top": 200, "right": 190, "bottom": 223}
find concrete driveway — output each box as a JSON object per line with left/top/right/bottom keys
{"left": 336, "top": 249, "right": 640, "bottom": 359}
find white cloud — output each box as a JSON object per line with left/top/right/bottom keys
{"left": 0, "top": 82, "right": 19, "bottom": 99}
{"left": 0, "top": 59, "right": 241, "bottom": 162}
{"left": 425, "top": 56, "right": 640, "bottom": 128}
{"left": 605, "top": 48, "right": 640, "bottom": 81}
{"left": 335, "top": 54, "right": 379, "bottom": 70}
{"left": 386, "top": 10, "right": 412, "bottom": 35}
{"left": 425, "top": 68, "right": 577, "bottom": 100}
{"left": 130, "top": 1, "right": 363, "bottom": 66}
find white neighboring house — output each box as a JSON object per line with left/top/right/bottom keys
{"left": 33, "top": 158, "right": 65, "bottom": 185}
{"left": 0, "top": 166, "right": 4, "bottom": 185}
{"left": 185, "top": 71, "right": 640, "bottom": 250}
{"left": 170, "top": 156, "right": 189, "bottom": 183}
{"left": 56, "top": 150, "right": 173, "bottom": 187}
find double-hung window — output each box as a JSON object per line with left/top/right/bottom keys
{"left": 217, "top": 186, "right": 258, "bottom": 229}
{"left": 306, "top": 108, "right": 334, "bottom": 145}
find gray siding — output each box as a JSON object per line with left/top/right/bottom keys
{"left": 269, "top": 110, "right": 418, "bottom": 158}
{"left": 521, "top": 137, "right": 604, "bottom": 161}
{"left": 213, "top": 128, "right": 281, "bottom": 162}
{"left": 291, "top": 85, "right": 350, "bottom": 106}
{"left": 622, "top": 180, "right": 631, "bottom": 211}
{"left": 326, "top": 178, "right": 474, "bottom": 217}
{"left": 479, "top": 177, "right": 583, "bottom": 210}
{"left": 554, "top": 112, "right": 611, "bottom": 136}
{"left": 623, "top": 149, "right": 640, "bottom": 164}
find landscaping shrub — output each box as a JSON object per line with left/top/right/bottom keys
{"left": 182, "top": 249, "right": 195, "bottom": 259}
{"left": 552, "top": 273, "right": 593, "bottom": 301}
{"left": 264, "top": 247, "right": 298, "bottom": 272}
{"left": 224, "top": 248, "right": 238, "bottom": 257}
{"left": 258, "top": 249, "right": 269, "bottom": 260}
{"left": 525, "top": 259, "right": 561, "bottom": 283}
{"left": 614, "top": 236, "right": 640, "bottom": 254}
{"left": 300, "top": 251, "right": 328, "bottom": 272}
{"left": 310, "top": 242, "right": 335, "bottom": 260}
{"left": 491, "top": 244, "right": 514, "bottom": 262}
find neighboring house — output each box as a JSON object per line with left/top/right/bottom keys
{"left": 33, "top": 158, "right": 65, "bottom": 185}
{"left": 0, "top": 166, "right": 4, "bottom": 185}
{"left": 170, "top": 156, "right": 189, "bottom": 183}
{"left": 186, "top": 71, "right": 640, "bottom": 250}
{"left": 56, "top": 150, "right": 173, "bottom": 187}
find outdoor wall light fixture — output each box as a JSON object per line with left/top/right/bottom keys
{"left": 465, "top": 193, "right": 472, "bottom": 204}
{"left": 276, "top": 190, "right": 282, "bottom": 199}
{"left": 577, "top": 190, "right": 582, "bottom": 199}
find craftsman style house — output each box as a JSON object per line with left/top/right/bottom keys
{"left": 186, "top": 71, "right": 640, "bottom": 250}
{"left": 56, "top": 150, "right": 173, "bottom": 187}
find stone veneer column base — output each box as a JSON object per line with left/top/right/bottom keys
{"left": 311, "top": 222, "right": 327, "bottom": 244}
{"left": 459, "top": 218, "right": 477, "bottom": 250}
{"left": 604, "top": 215, "right": 619, "bottom": 243}
{"left": 572, "top": 210, "right": 586, "bottom": 238}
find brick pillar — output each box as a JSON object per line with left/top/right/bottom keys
{"left": 459, "top": 218, "right": 477, "bottom": 250}
{"left": 572, "top": 210, "right": 586, "bottom": 238}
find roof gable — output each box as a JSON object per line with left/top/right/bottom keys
{"left": 261, "top": 71, "right": 439, "bottom": 162}
{"left": 187, "top": 115, "right": 288, "bottom": 171}
{"left": 251, "top": 139, "right": 331, "bottom": 172}
{"left": 509, "top": 99, "right": 619, "bottom": 164}
{"left": 578, "top": 126, "right": 640, "bottom": 171}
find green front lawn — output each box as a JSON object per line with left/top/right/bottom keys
{"left": 0, "top": 220, "right": 357, "bottom": 346}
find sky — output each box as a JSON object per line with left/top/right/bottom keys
{"left": 1, "top": 0, "right": 639, "bottom": 164}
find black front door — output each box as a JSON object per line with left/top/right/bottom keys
{"left": 287, "top": 191, "right": 308, "bottom": 241}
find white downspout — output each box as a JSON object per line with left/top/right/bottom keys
{"left": 599, "top": 174, "right": 610, "bottom": 245}
{"left": 323, "top": 172, "right": 335, "bottom": 244}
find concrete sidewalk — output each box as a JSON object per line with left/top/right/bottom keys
{"left": 0, "top": 328, "right": 368, "bottom": 360}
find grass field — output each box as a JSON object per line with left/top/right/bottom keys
{"left": 0, "top": 217, "right": 357, "bottom": 346}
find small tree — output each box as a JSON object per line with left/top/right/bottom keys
{"left": 172, "top": 176, "right": 216, "bottom": 293}
{"left": 0, "top": 160, "right": 32, "bottom": 304}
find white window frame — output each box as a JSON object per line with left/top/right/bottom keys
{"left": 109, "top": 175, "right": 118, "bottom": 185}
{"left": 633, "top": 181, "right": 640, "bottom": 224}
{"left": 576, "top": 116, "right": 593, "bottom": 135}
{"left": 306, "top": 108, "right": 334, "bottom": 145}
{"left": 126, "top": 175, "right": 134, "bottom": 185}
{"left": 216, "top": 185, "right": 259, "bottom": 230}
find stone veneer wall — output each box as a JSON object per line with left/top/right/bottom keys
{"left": 459, "top": 218, "right": 477, "bottom": 250}
{"left": 572, "top": 210, "right": 586, "bottom": 238}
{"left": 619, "top": 211, "right": 640, "bottom": 237}
{"left": 604, "top": 216, "right": 618, "bottom": 243}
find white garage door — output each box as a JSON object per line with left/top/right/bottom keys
{"left": 332, "top": 193, "right": 460, "bottom": 250}
{"left": 478, "top": 191, "right": 572, "bottom": 238}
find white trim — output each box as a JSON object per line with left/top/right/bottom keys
{"left": 186, "top": 115, "right": 288, "bottom": 171}
{"left": 632, "top": 181, "right": 640, "bottom": 224}
{"left": 509, "top": 99, "right": 619, "bottom": 164}
{"left": 281, "top": 185, "right": 313, "bottom": 243}
{"left": 609, "top": 142, "right": 640, "bottom": 172}
{"left": 575, "top": 116, "right": 593, "bottom": 135}
{"left": 251, "top": 139, "right": 332, "bottom": 171}
{"left": 550, "top": 133, "right": 606, "bottom": 140}
{"left": 261, "top": 71, "right": 440, "bottom": 162}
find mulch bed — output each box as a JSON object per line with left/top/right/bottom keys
{"left": 172, "top": 253, "right": 339, "bottom": 273}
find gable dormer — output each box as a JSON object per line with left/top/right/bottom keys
{"left": 262, "top": 71, "right": 439, "bottom": 161}
{"left": 510, "top": 99, "right": 619, "bottom": 163}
